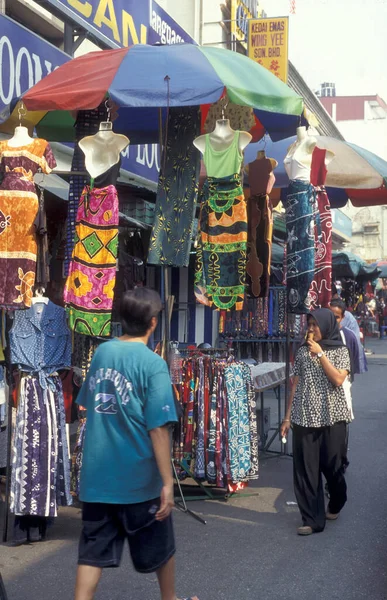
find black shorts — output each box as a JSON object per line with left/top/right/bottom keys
{"left": 78, "top": 498, "right": 175, "bottom": 573}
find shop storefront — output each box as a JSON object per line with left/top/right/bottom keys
{"left": 1, "top": 3, "right": 387, "bottom": 547}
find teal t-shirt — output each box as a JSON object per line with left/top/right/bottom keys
{"left": 76, "top": 340, "right": 178, "bottom": 504}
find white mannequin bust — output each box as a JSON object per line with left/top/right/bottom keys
{"left": 284, "top": 126, "right": 334, "bottom": 182}
{"left": 7, "top": 125, "right": 34, "bottom": 148}
{"left": 193, "top": 119, "right": 252, "bottom": 154}
{"left": 79, "top": 122, "right": 129, "bottom": 179}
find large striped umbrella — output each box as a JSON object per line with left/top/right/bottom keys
{"left": 244, "top": 135, "right": 387, "bottom": 208}
{"left": 0, "top": 44, "right": 303, "bottom": 144}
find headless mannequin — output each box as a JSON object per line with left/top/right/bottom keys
{"left": 284, "top": 126, "right": 334, "bottom": 182}
{"left": 8, "top": 125, "right": 34, "bottom": 148}
{"left": 79, "top": 121, "right": 129, "bottom": 180}
{"left": 248, "top": 150, "right": 278, "bottom": 196}
{"left": 193, "top": 119, "right": 252, "bottom": 154}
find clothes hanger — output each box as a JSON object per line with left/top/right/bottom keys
{"left": 31, "top": 286, "right": 49, "bottom": 305}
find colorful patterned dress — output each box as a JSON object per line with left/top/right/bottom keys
{"left": 286, "top": 180, "right": 317, "bottom": 314}
{"left": 64, "top": 163, "right": 119, "bottom": 337}
{"left": 195, "top": 132, "right": 247, "bottom": 311}
{"left": 0, "top": 139, "right": 56, "bottom": 308}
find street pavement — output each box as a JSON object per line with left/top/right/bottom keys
{"left": 1, "top": 339, "right": 387, "bottom": 600}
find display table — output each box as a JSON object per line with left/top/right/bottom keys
{"left": 250, "top": 362, "right": 287, "bottom": 392}
{"left": 250, "top": 362, "right": 291, "bottom": 453}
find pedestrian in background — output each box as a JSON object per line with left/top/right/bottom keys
{"left": 281, "top": 309, "right": 351, "bottom": 536}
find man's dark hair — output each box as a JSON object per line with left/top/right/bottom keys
{"left": 330, "top": 297, "right": 346, "bottom": 317}
{"left": 119, "top": 288, "right": 162, "bottom": 337}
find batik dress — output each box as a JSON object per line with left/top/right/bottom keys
{"left": 0, "top": 139, "right": 56, "bottom": 308}
{"left": 64, "top": 163, "right": 119, "bottom": 337}
{"left": 195, "top": 132, "right": 247, "bottom": 311}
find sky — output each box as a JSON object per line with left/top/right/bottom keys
{"left": 265, "top": 0, "right": 387, "bottom": 100}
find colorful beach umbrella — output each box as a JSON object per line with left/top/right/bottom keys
{"left": 0, "top": 44, "right": 303, "bottom": 144}
{"left": 244, "top": 135, "right": 387, "bottom": 208}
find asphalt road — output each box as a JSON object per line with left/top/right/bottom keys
{"left": 1, "top": 339, "right": 387, "bottom": 600}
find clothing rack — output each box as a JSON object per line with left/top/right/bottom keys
{"left": 171, "top": 348, "right": 259, "bottom": 507}
{"left": 169, "top": 345, "right": 238, "bottom": 521}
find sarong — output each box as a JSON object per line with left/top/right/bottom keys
{"left": 195, "top": 174, "right": 247, "bottom": 311}
{"left": 286, "top": 180, "right": 316, "bottom": 314}
{"left": 10, "top": 375, "right": 72, "bottom": 517}
{"left": 64, "top": 184, "right": 119, "bottom": 336}
{"left": 246, "top": 192, "right": 273, "bottom": 298}
{"left": 148, "top": 107, "right": 200, "bottom": 267}
{"left": 309, "top": 148, "right": 332, "bottom": 309}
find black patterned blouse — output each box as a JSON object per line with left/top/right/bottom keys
{"left": 291, "top": 345, "right": 351, "bottom": 428}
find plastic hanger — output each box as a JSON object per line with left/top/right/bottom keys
{"left": 31, "top": 286, "right": 49, "bottom": 305}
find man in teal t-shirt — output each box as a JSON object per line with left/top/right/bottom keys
{"left": 74, "top": 288, "right": 198, "bottom": 600}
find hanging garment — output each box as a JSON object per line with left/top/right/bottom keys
{"left": 11, "top": 374, "right": 72, "bottom": 517}
{"left": 203, "top": 97, "right": 255, "bottom": 134}
{"left": 246, "top": 193, "right": 273, "bottom": 298}
{"left": 0, "top": 139, "right": 56, "bottom": 308}
{"left": 246, "top": 157, "right": 275, "bottom": 299}
{"left": 195, "top": 174, "right": 248, "bottom": 311}
{"left": 9, "top": 301, "right": 72, "bottom": 517}
{"left": 148, "top": 107, "right": 200, "bottom": 267}
{"left": 10, "top": 301, "right": 71, "bottom": 384}
{"left": 64, "top": 184, "right": 119, "bottom": 336}
{"left": 309, "top": 148, "right": 332, "bottom": 309}
{"left": 224, "top": 363, "right": 252, "bottom": 482}
{"left": 286, "top": 180, "right": 317, "bottom": 314}
{"left": 65, "top": 105, "right": 108, "bottom": 276}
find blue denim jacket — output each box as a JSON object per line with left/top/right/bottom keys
{"left": 10, "top": 301, "right": 71, "bottom": 388}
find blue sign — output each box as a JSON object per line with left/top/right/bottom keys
{"left": 37, "top": 0, "right": 151, "bottom": 49}
{"left": 149, "top": 2, "right": 196, "bottom": 45}
{"left": 120, "top": 143, "right": 160, "bottom": 185}
{"left": 0, "top": 14, "right": 70, "bottom": 121}
{"left": 332, "top": 209, "right": 353, "bottom": 239}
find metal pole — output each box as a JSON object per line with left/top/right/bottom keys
{"left": 63, "top": 23, "right": 74, "bottom": 56}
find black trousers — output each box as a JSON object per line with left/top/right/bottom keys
{"left": 293, "top": 422, "right": 348, "bottom": 532}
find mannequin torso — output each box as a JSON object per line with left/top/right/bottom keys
{"left": 7, "top": 126, "right": 34, "bottom": 148}
{"left": 79, "top": 124, "right": 129, "bottom": 180}
{"left": 284, "top": 127, "right": 334, "bottom": 182}
{"left": 193, "top": 119, "right": 252, "bottom": 155}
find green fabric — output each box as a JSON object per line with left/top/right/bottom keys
{"left": 76, "top": 340, "right": 178, "bottom": 504}
{"left": 199, "top": 46, "right": 304, "bottom": 115}
{"left": 204, "top": 131, "right": 243, "bottom": 178}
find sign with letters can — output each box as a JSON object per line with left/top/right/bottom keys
{"left": 248, "top": 17, "right": 289, "bottom": 83}
{"left": 36, "top": 0, "right": 151, "bottom": 48}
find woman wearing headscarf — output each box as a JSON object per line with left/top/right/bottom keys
{"left": 280, "top": 308, "right": 352, "bottom": 536}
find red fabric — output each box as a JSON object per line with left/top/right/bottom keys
{"left": 249, "top": 116, "right": 265, "bottom": 142}
{"left": 348, "top": 187, "right": 387, "bottom": 207}
{"left": 309, "top": 148, "right": 332, "bottom": 309}
{"left": 23, "top": 47, "right": 130, "bottom": 111}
